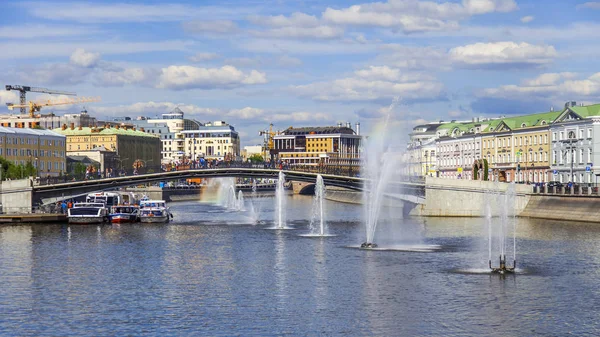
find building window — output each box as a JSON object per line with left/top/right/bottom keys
{"left": 559, "top": 131, "right": 564, "bottom": 140}
{"left": 579, "top": 129, "right": 584, "bottom": 139}
{"left": 588, "top": 128, "right": 592, "bottom": 138}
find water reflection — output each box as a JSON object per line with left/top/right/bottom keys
{"left": 1, "top": 197, "right": 600, "bottom": 335}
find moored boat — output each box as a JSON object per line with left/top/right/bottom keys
{"left": 139, "top": 200, "right": 172, "bottom": 223}
{"left": 109, "top": 205, "right": 140, "bottom": 223}
{"left": 68, "top": 202, "right": 109, "bottom": 224}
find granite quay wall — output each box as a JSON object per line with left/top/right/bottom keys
{"left": 1, "top": 178, "right": 33, "bottom": 214}
{"left": 413, "top": 177, "right": 531, "bottom": 217}
{"left": 520, "top": 195, "right": 600, "bottom": 223}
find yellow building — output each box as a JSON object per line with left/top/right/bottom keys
{"left": 0, "top": 126, "right": 66, "bottom": 177}
{"left": 481, "top": 111, "right": 558, "bottom": 182}
{"left": 274, "top": 125, "right": 361, "bottom": 169}
{"left": 54, "top": 124, "right": 161, "bottom": 171}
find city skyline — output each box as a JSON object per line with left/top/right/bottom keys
{"left": 2, "top": 0, "right": 600, "bottom": 146}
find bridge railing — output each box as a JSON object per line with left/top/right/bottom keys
{"left": 34, "top": 161, "right": 424, "bottom": 186}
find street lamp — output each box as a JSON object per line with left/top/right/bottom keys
{"left": 568, "top": 130, "right": 576, "bottom": 183}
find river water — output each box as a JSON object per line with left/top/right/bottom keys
{"left": 1, "top": 194, "right": 599, "bottom": 336}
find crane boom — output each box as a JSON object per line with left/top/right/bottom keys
{"left": 7, "top": 96, "right": 101, "bottom": 118}
{"left": 5, "top": 85, "right": 77, "bottom": 114}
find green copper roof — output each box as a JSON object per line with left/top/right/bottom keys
{"left": 498, "top": 111, "right": 560, "bottom": 130}
{"left": 568, "top": 104, "right": 600, "bottom": 117}
{"left": 52, "top": 127, "right": 160, "bottom": 138}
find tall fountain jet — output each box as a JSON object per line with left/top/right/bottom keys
{"left": 309, "top": 175, "right": 327, "bottom": 236}
{"left": 488, "top": 182, "right": 517, "bottom": 274}
{"left": 275, "top": 171, "right": 286, "bottom": 229}
{"left": 361, "top": 97, "right": 402, "bottom": 249}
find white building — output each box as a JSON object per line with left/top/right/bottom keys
{"left": 181, "top": 121, "right": 240, "bottom": 161}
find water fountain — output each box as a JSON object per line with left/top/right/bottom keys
{"left": 305, "top": 174, "right": 332, "bottom": 237}
{"left": 488, "top": 183, "right": 517, "bottom": 274}
{"left": 275, "top": 171, "right": 286, "bottom": 229}
{"left": 361, "top": 97, "right": 401, "bottom": 248}
{"left": 236, "top": 190, "right": 245, "bottom": 211}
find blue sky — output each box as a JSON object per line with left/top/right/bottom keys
{"left": 1, "top": 0, "right": 600, "bottom": 146}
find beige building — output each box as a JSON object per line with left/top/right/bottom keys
{"left": 54, "top": 124, "right": 161, "bottom": 171}
{"left": 273, "top": 125, "right": 361, "bottom": 169}
{"left": 0, "top": 127, "right": 66, "bottom": 177}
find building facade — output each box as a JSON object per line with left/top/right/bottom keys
{"left": 124, "top": 107, "right": 202, "bottom": 164}
{"left": 273, "top": 125, "right": 361, "bottom": 168}
{"left": 181, "top": 121, "right": 240, "bottom": 161}
{"left": 0, "top": 127, "right": 66, "bottom": 177}
{"left": 0, "top": 110, "right": 97, "bottom": 129}
{"left": 54, "top": 125, "right": 161, "bottom": 171}
{"left": 550, "top": 102, "right": 600, "bottom": 184}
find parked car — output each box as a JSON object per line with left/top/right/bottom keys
{"left": 547, "top": 181, "right": 563, "bottom": 188}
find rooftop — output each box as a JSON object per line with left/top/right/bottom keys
{"left": 0, "top": 126, "right": 65, "bottom": 137}
{"left": 281, "top": 126, "right": 355, "bottom": 136}
{"left": 53, "top": 126, "right": 160, "bottom": 138}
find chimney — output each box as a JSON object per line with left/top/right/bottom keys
{"left": 140, "top": 127, "right": 145, "bottom": 132}
{"left": 551, "top": 106, "right": 554, "bottom": 112}
{"left": 346, "top": 122, "right": 351, "bottom": 129}
{"left": 337, "top": 122, "right": 342, "bottom": 127}
{"left": 116, "top": 125, "right": 120, "bottom": 129}
{"left": 61, "top": 124, "right": 67, "bottom": 130}
{"left": 133, "top": 127, "right": 136, "bottom": 131}
{"left": 355, "top": 122, "right": 360, "bottom": 135}
{"left": 78, "top": 125, "right": 82, "bottom": 130}
{"left": 70, "top": 123, "right": 74, "bottom": 130}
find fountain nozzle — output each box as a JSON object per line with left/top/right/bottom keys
{"left": 360, "top": 242, "right": 378, "bottom": 249}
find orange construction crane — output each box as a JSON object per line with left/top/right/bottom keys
{"left": 259, "top": 123, "right": 281, "bottom": 160}
{"left": 6, "top": 96, "right": 101, "bottom": 118}
{"left": 5, "top": 85, "right": 76, "bottom": 115}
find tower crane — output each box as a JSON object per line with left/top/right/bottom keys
{"left": 259, "top": 123, "right": 280, "bottom": 160}
{"left": 7, "top": 97, "right": 101, "bottom": 118}
{"left": 5, "top": 85, "right": 76, "bottom": 115}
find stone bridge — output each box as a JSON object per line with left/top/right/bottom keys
{"left": 18, "top": 168, "right": 425, "bottom": 211}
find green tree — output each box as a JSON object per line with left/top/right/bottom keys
{"left": 72, "top": 162, "right": 87, "bottom": 179}
{"left": 248, "top": 154, "right": 264, "bottom": 163}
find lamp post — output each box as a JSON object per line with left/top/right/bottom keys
{"left": 424, "top": 151, "right": 428, "bottom": 178}
{"left": 568, "top": 131, "right": 576, "bottom": 183}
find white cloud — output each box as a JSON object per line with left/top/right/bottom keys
{"left": 94, "top": 67, "right": 158, "bottom": 87}
{"left": 248, "top": 12, "right": 320, "bottom": 27}
{"left": 224, "top": 55, "right": 303, "bottom": 68}
{"left": 0, "top": 91, "right": 19, "bottom": 107}
{"left": 481, "top": 72, "right": 600, "bottom": 100}
{"left": 227, "top": 107, "right": 266, "bottom": 119}
{"left": 271, "top": 112, "right": 333, "bottom": 122}
{"left": 321, "top": 0, "right": 517, "bottom": 33}
{"left": 520, "top": 15, "right": 534, "bottom": 23}
{"left": 182, "top": 20, "right": 238, "bottom": 34}
{"left": 292, "top": 66, "right": 444, "bottom": 102}
{"left": 449, "top": 41, "right": 557, "bottom": 67}
{"left": 520, "top": 72, "right": 578, "bottom": 86}
{"left": 188, "top": 52, "right": 220, "bottom": 62}
{"left": 91, "top": 102, "right": 221, "bottom": 117}
{"left": 157, "top": 65, "right": 267, "bottom": 90}
{"left": 375, "top": 44, "right": 450, "bottom": 70}
{"left": 70, "top": 48, "right": 101, "bottom": 68}
{"left": 13, "top": 63, "right": 93, "bottom": 85}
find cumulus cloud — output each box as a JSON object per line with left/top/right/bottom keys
{"left": 227, "top": 107, "right": 266, "bottom": 119}
{"left": 520, "top": 15, "right": 534, "bottom": 23}
{"left": 322, "top": 0, "right": 517, "bottom": 33}
{"left": 292, "top": 66, "right": 444, "bottom": 103}
{"left": 375, "top": 44, "right": 451, "bottom": 70}
{"left": 0, "top": 91, "right": 19, "bottom": 106}
{"left": 449, "top": 41, "right": 557, "bottom": 68}
{"left": 182, "top": 20, "right": 238, "bottom": 34}
{"left": 157, "top": 65, "right": 267, "bottom": 90}
{"left": 70, "top": 48, "right": 101, "bottom": 68}
{"left": 94, "top": 67, "right": 159, "bottom": 87}
{"left": 188, "top": 52, "right": 220, "bottom": 62}
{"left": 248, "top": 12, "right": 342, "bottom": 39}
{"left": 480, "top": 72, "right": 600, "bottom": 100}
{"left": 91, "top": 101, "right": 221, "bottom": 117}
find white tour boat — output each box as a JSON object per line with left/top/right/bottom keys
{"left": 68, "top": 202, "right": 109, "bottom": 224}
{"left": 139, "top": 200, "right": 172, "bottom": 223}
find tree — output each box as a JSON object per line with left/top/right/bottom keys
{"left": 248, "top": 154, "right": 264, "bottom": 163}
